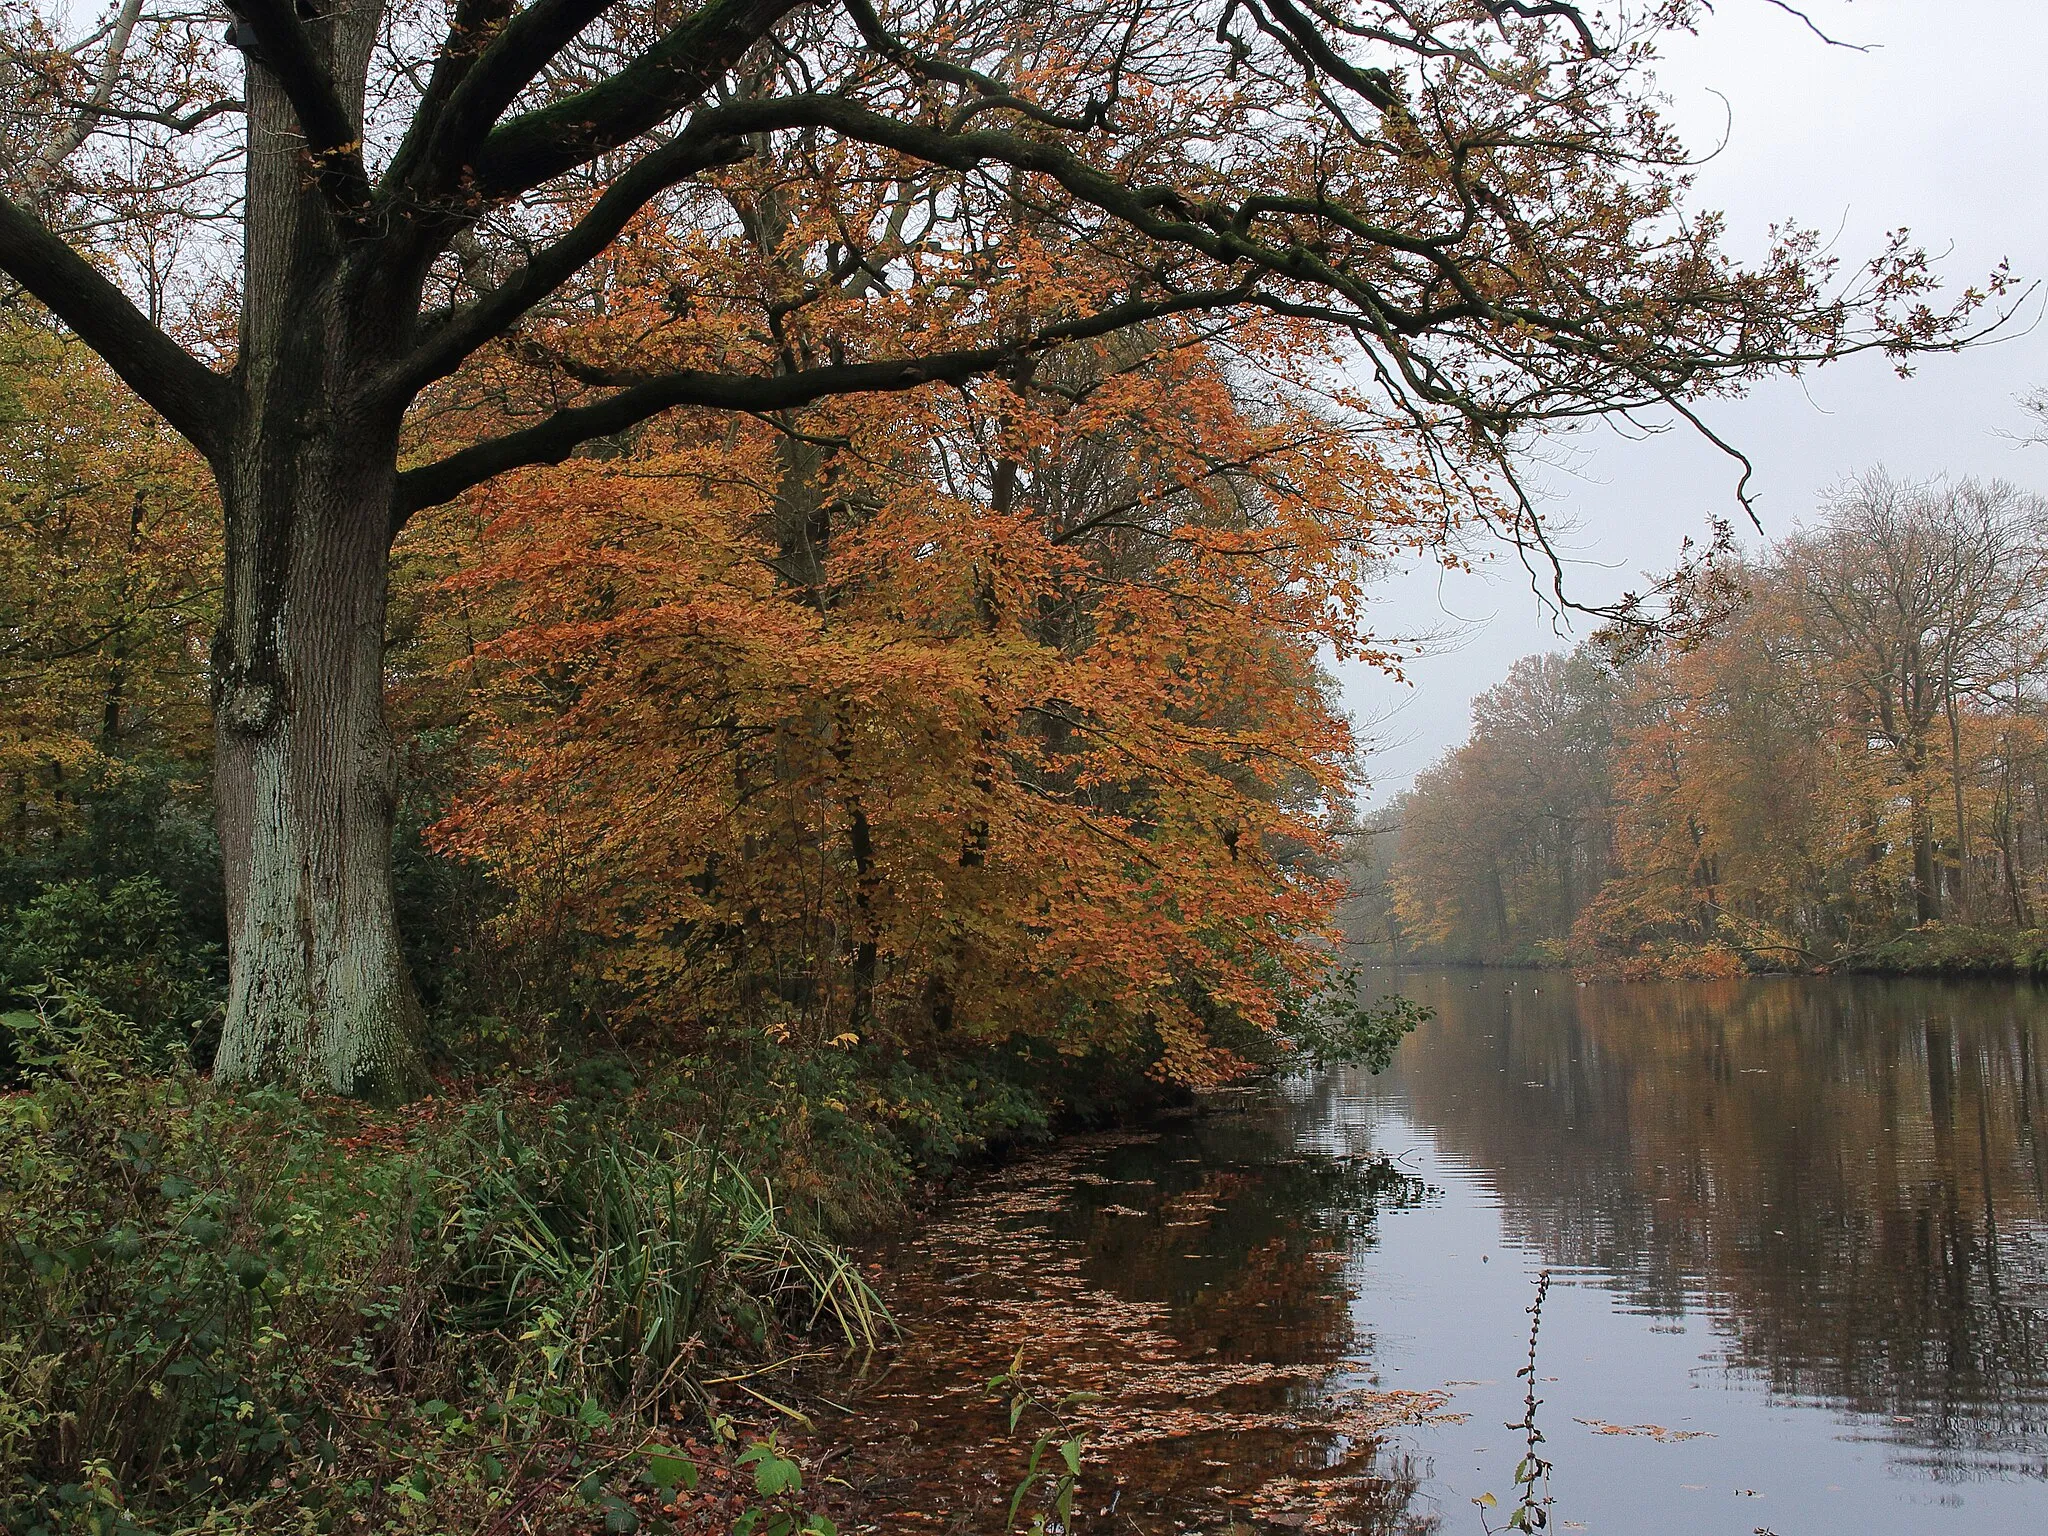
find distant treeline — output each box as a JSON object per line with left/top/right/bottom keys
{"left": 1347, "top": 470, "right": 2048, "bottom": 976}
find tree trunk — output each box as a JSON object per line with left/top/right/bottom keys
{"left": 206, "top": 50, "right": 427, "bottom": 1102}
{"left": 1909, "top": 771, "right": 1940, "bottom": 925}
{"left": 1945, "top": 687, "right": 1970, "bottom": 922}
{"left": 208, "top": 447, "right": 427, "bottom": 1103}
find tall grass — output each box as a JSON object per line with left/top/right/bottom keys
{"left": 447, "top": 1110, "right": 888, "bottom": 1414}
{"left": 0, "top": 1046, "right": 888, "bottom": 1529}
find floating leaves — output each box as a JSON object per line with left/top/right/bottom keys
{"left": 1575, "top": 1418, "right": 1715, "bottom": 1443}
{"left": 825, "top": 1127, "right": 1445, "bottom": 1529}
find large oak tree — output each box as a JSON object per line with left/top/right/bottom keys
{"left": 0, "top": 0, "right": 1982, "bottom": 1098}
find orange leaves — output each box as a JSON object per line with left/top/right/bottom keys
{"left": 0, "top": 320, "right": 217, "bottom": 822}
{"left": 404, "top": 308, "right": 1427, "bottom": 1081}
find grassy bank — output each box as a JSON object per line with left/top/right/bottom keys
{"left": 0, "top": 983, "right": 1163, "bottom": 1535}
{"left": 1835, "top": 923, "right": 2048, "bottom": 979}
{"left": 0, "top": 802, "right": 1421, "bottom": 1532}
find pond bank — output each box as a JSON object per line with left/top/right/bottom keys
{"left": 1390, "top": 921, "right": 2048, "bottom": 980}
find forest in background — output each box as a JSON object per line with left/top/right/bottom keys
{"left": 1351, "top": 467, "right": 2048, "bottom": 977}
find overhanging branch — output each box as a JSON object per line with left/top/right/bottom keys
{"left": 0, "top": 192, "right": 236, "bottom": 460}
{"left": 390, "top": 286, "right": 1252, "bottom": 527}
{"left": 467, "top": 0, "right": 807, "bottom": 199}
{"left": 379, "top": 119, "right": 751, "bottom": 402}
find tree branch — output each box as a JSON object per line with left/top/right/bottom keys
{"left": 232, "top": 0, "right": 374, "bottom": 225}
{"left": 29, "top": 0, "right": 144, "bottom": 187}
{"left": 0, "top": 191, "right": 236, "bottom": 460}
{"left": 468, "top": 0, "right": 807, "bottom": 199}
{"left": 1759, "top": 0, "right": 1872, "bottom": 51}
{"left": 1482, "top": 2, "right": 1601, "bottom": 55}
{"left": 382, "top": 0, "right": 607, "bottom": 202}
{"left": 378, "top": 118, "right": 751, "bottom": 401}
{"left": 57, "top": 96, "right": 246, "bottom": 133}
{"left": 390, "top": 286, "right": 1251, "bottom": 527}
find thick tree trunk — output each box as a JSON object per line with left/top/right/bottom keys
{"left": 208, "top": 450, "right": 427, "bottom": 1102}
{"left": 207, "top": 45, "right": 427, "bottom": 1102}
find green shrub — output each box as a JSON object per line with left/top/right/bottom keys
{"left": 0, "top": 877, "right": 221, "bottom": 1071}
{"left": 0, "top": 1018, "right": 886, "bottom": 1533}
{"left": 1848, "top": 922, "right": 2028, "bottom": 977}
{"left": 1278, "top": 969, "right": 1430, "bottom": 1073}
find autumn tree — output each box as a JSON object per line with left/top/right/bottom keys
{"left": 418, "top": 309, "right": 1413, "bottom": 1082}
{"left": 1401, "top": 475, "right": 2048, "bottom": 974}
{"left": 0, "top": 316, "right": 216, "bottom": 851}
{"left": 1390, "top": 647, "right": 1615, "bottom": 960}
{"left": 1784, "top": 473, "right": 2048, "bottom": 923}
{"left": 1573, "top": 579, "right": 1850, "bottom": 968}
{"left": 0, "top": 0, "right": 1983, "bottom": 1097}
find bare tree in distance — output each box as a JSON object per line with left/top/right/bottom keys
{"left": 1784, "top": 470, "right": 2048, "bottom": 924}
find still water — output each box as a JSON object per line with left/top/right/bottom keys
{"left": 829, "top": 971, "right": 2048, "bottom": 1533}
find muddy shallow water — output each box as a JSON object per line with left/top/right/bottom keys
{"left": 821, "top": 970, "right": 2048, "bottom": 1534}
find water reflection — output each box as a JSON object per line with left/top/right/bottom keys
{"left": 831, "top": 1118, "right": 1444, "bottom": 1532}
{"left": 1379, "top": 972, "right": 2048, "bottom": 1477}
{"left": 832, "top": 972, "right": 2048, "bottom": 1532}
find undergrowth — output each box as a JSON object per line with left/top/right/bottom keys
{"left": 0, "top": 991, "right": 882, "bottom": 1534}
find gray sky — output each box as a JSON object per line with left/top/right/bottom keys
{"left": 1340, "top": 0, "right": 2048, "bottom": 807}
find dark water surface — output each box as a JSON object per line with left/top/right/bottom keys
{"left": 828, "top": 971, "right": 2048, "bottom": 1533}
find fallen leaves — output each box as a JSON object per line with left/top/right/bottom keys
{"left": 820, "top": 1128, "right": 1447, "bottom": 1530}
{"left": 1575, "top": 1418, "right": 1715, "bottom": 1443}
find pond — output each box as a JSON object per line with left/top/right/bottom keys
{"left": 823, "top": 970, "right": 2048, "bottom": 1533}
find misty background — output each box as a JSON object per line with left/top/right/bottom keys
{"left": 1340, "top": 0, "right": 2048, "bottom": 806}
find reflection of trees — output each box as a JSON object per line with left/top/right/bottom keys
{"left": 837, "top": 1111, "right": 1441, "bottom": 1533}
{"left": 1377, "top": 972, "right": 2048, "bottom": 1473}
{"left": 1057, "top": 1117, "right": 1431, "bottom": 1367}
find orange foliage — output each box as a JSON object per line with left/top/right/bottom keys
{"left": 418, "top": 318, "right": 1441, "bottom": 1082}
{"left": 0, "top": 319, "right": 216, "bottom": 835}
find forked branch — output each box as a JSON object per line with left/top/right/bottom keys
{"left": 232, "top": 0, "right": 375, "bottom": 224}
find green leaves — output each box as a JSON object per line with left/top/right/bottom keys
{"left": 1286, "top": 975, "right": 1431, "bottom": 1073}
{"left": 739, "top": 1437, "right": 804, "bottom": 1498}
{"left": 731, "top": 1436, "right": 835, "bottom": 1536}
{"left": 643, "top": 1443, "right": 699, "bottom": 1495}
{"left": 986, "top": 1348, "right": 1092, "bottom": 1532}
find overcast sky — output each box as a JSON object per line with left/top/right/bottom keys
{"left": 1339, "top": 0, "right": 2048, "bottom": 808}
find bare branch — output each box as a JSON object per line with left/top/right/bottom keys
{"left": 466, "top": 0, "right": 807, "bottom": 199}
{"left": 1758, "top": 0, "right": 1873, "bottom": 51}
{"left": 27, "top": 0, "right": 145, "bottom": 188}
{"left": 379, "top": 118, "right": 752, "bottom": 401}
{"left": 56, "top": 96, "right": 246, "bottom": 134}
{"left": 382, "top": 0, "right": 607, "bottom": 201}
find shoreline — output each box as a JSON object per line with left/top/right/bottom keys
{"left": 1351, "top": 923, "right": 2048, "bottom": 983}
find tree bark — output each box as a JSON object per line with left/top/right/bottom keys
{"left": 1911, "top": 786, "right": 1940, "bottom": 925}
{"left": 208, "top": 448, "right": 427, "bottom": 1102}
{"left": 206, "top": 47, "right": 428, "bottom": 1102}
{"left": 1946, "top": 686, "right": 1970, "bottom": 922}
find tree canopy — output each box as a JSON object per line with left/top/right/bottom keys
{"left": 0, "top": 0, "right": 2003, "bottom": 1095}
